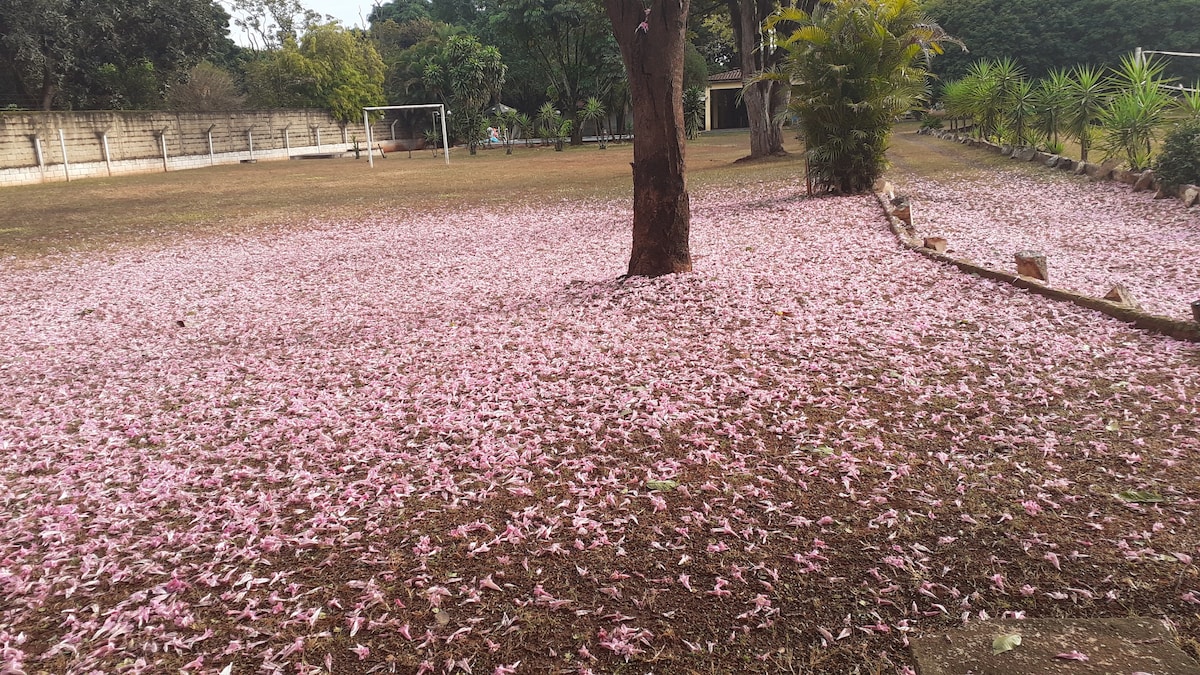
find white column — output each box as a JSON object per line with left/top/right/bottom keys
{"left": 247, "top": 130, "right": 255, "bottom": 161}
{"left": 206, "top": 125, "right": 215, "bottom": 165}
{"left": 316, "top": 127, "right": 322, "bottom": 151}
{"left": 58, "top": 129, "right": 70, "bottom": 181}
{"left": 33, "top": 135, "right": 45, "bottom": 180}
{"left": 101, "top": 132, "right": 112, "bottom": 176}
{"left": 159, "top": 131, "right": 169, "bottom": 172}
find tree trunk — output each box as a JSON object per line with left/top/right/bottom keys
{"left": 40, "top": 62, "right": 57, "bottom": 111}
{"left": 727, "top": 0, "right": 789, "bottom": 158}
{"left": 604, "top": 0, "right": 692, "bottom": 277}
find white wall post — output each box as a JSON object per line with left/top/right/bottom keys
{"left": 283, "top": 124, "right": 291, "bottom": 157}
{"left": 57, "top": 128, "right": 70, "bottom": 182}
{"left": 206, "top": 125, "right": 215, "bottom": 165}
{"left": 159, "top": 129, "right": 169, "bottom": 172}
{"left": 100, "top": 131, "right": 112, "bottom": 176}
{"left": 247, "top": 129, "right": 255, "bottom": 161}
{"left": 315, "top": 127, "right": 322, "bottom": 151}
{"left": 33, "top": 135, "right": 45, "bottom": 180}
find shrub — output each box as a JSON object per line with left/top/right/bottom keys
{"left": 1154, "top": 119, "right": 1200, "bottom": 187}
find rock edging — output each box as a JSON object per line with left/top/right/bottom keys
{"left": 872, "top": 191, "right": 1200, "bottom": 343}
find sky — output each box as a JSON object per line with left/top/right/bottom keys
{"left": 221, "top": 0, "right": 376, "bottom": 46}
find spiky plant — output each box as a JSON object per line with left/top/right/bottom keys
{"left": 760, "top": 0, "right": 961, "bottom": 194}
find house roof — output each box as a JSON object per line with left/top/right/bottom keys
{"left": 707, "top": 69, "right": 742, "bottom": 83}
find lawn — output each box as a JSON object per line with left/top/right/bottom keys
{"left": 2, "top": 130, "right": 1199, "bottom": 674}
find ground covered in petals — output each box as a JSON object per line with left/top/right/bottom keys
{"left": 2, "top": 170, "right": 1200, "bottom": 674}
{"left": 890, "top": 133, "right": 1200, "bottom": 320}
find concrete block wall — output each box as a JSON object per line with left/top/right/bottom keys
{"left": 0, "top": 109, "right": 396, "bottom": 186}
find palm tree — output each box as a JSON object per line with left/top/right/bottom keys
{"left": 760, "top": 0, "right": 961, "bottom": 194}
{"left": 1063, "top": 65, "right": 1111, "bottom": 163}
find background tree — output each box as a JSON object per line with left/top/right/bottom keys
{"left": 766, "top": 0, "right": 958, "bottom": 194}
{"left": 0, "top": 0, "right": 232, "bottom": 109}
{"left": 168, "top": 61, "right": 245, "bottom": 110}
{"left": 368, "top": 0, "right": 432, "bottom": 25}
{"left": 488, "top": 0, "right": 619, "bottom": 145}
{"left": 228, "top": 0, "right": 325, "bottom": 51}
{"left": 245, "top": 24, "right": 386, "bottom": 122}
{"left": 923, "top": 0, "right": 1200, "bottom": 83}
{"left": 420, "top": 34, "right": 507, "bottom": 151}
{"left": 604, "top": 0, "right": 694, "bottom": 276}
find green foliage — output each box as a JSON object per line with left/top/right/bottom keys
{"left": 419, "top": 34, "right": 506, "bottom": 149}
{"left": 682, "top": 87, "right": 705, "bottom": 139}
{"left": 368, "top": 0, "right": 431, "bottom": 26}
{"left": 1032, "top": 69, "right": 1072, "bottom": 149}
{"left": 0, "top": 0, "right": 233, "bottom": 109}
{"left": 229, "top": 0, "right": 323, "bottom": 51}
{"left": 579, "top": 97, "right": 607, "bottom": 146}
{"left": 1154, "top": 118, "right": 1200, "bottom": 187}
{"left": 924, "top": 0, "right": 1200, "bottom": 83}
{"left": 683, "top": 42, "right": 710, "bottom": 90}
{"left": 245, "top": 24, "right": 386, "bottom": 122}
{"left": 535, "top": 102, "right": 571, "bottom": 150}
{"left": 764, "top": 0, "right": 958, "bottom": 194}
{"left": 1098, "top": 55, "right": 1174, "bottom": 170}
{"left": 1063, "top": 64, "right": 1110, "bottom": 162}
{"left": 486, "top": 0, "right": 618, "bottom": 142}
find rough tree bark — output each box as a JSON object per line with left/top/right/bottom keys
{"left": 604, "top": 0, "right": 693, "bottom": 277}
{"left": 727, "top": 0, "right": 787, "bottom": 158}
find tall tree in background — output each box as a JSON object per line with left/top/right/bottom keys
{"left": 924, "top": 0, "right": 1200, "bottom": 82}
{"left": 0, "top": 0, "right": 231, "bottom": 109}
{"left": 604, "top": 0, "right": 693, "bottom": 276}
{"left": 489, "top": 0, "right": 618, "bottom": 144}
{"left": 727, "top": 0, "right": 790, "bottom": 157}
{"left": 244, "top": 24, "right": 386, "bottom": 121}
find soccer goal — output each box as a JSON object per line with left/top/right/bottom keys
{"left": 362, "top": 104, "right": 450, "bottom": 167}
{"left": 1135, "top": 47, "right": 1200, "bottom": 93}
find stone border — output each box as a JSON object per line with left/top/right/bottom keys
{"left": 917, "top": 128, "right": 1200, "bottom": 207}
{"left": 873, "top": 192, "right": 1200, "bottom": 343}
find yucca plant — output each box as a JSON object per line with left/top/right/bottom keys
{"left": 940, "top": 79, "right": 972, "bottom": 131}
{"left": 1033, "top": 69, "right": 1072, "bottom": 152}
{"left": 1063, "top": 65, "right": 1111, "bottom": 162}
{"left": 579, "top": 97, "right": 608, "bottom": 148}
{"left": 1174, "top": 83, "right": 1200, "bottom": 121}
{"left": 760, "top": 0, "right": 961, "bottom": 194}
{"left": 1006, "top": 78, "right": 1039, "bottom": 147}
{"left": 1098, "top": 54, "right": 1173, "bottom": 170}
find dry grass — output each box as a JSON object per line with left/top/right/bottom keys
{"left": 0, "top": 130, "right": 805, "bottom": 259}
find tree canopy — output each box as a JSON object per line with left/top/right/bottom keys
{"left": 924, "top": 0, "right": 1200, "bottom": 82}
{"left": 0, "top": 0, "right": 233, "bottom": 109}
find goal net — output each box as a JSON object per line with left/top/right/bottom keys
{"left": 362, "top": 104, "right": 450, "bottom": 167}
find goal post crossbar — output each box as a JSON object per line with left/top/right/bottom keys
{"left": 362, "top": 104, "right": 450, "bottom": 167}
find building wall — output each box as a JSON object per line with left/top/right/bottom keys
{"left": 0, "top": 109, "right": 396, "bottom": 186}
